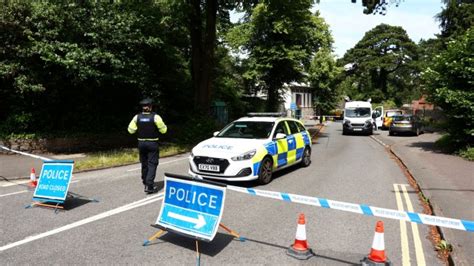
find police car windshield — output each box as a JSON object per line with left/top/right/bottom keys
{"left": 345, "top": 107, "right": 371, "bottom": 118}
{"left": 217, "top": 121, "right": 274, "bottom": 139}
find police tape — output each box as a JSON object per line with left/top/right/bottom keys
{"left": 0, "top": 145, "right": 53, "bottom": 161}
{"left": 227, "top": 185, "right": 474, "bottom": 232}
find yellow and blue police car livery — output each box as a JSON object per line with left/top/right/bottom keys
{"left": 189, "top": 115, "right": 312, "bottom": 184}
{"left": 252, "top": 130, "right": 310, "bottom": 175}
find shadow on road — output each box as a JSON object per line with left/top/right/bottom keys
{"left": 64, "top": 197, "right": 94, "bottom": 210}
{"left": 213, "top": 163, "right": 306, "bottom": 189}
{"left": 313, "top": 132, "right": 329, "bottom": 143}
{"left": 244, "top": 237, "right": 357, "bottom": 265}
{"left": 145, "top": 231, "right": 235, "bottom": 257}
{"left": 154, "top": 180, "right": 165, "bottom": 191}
{"left": 63, "top": 192, "right": 100, "bottom": 210}
{"left": 407, "top": 141, "right": 449, "bottom": 154}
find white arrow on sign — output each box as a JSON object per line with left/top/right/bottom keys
{"left": 168, "top": 212, "right": 206, "bottom": 229}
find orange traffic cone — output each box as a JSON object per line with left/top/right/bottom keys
{"left": 287, "top": 213, "right": 314, "bottom": 260}
{"left": 29, "top": 168, "right": 37, "bottom": 188}
{"left": 361, "top": 221, "right": 392, "bottom": 265}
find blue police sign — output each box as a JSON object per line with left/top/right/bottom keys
{"left": 33, "top": 160, "right": 74, "bottom": 202}
{"left": 156, "top": 174, "right": 226, "bottom": 241}
{"left": 290, "top": 102, "right": 297, "bottom": 110}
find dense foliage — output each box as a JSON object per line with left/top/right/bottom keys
{"left": 308, "top": 48, "right": 342, "bottom": 115}
{"left": 423, "top": 28, "right": 474, "bottom": 147}
{"left": 2, "top": 0, "right": 472, "bottom": 155}
{"left": 437, "top": 0, "right": 474, "bottom": 39}
{"left": 339, "top": 24, "right": 418, "bottom": 105}
{"left": 0, "top": 2, "right": 191, "bottom": 135}
{"left": 227, "top": 0, "right": 332, "bottom": 111}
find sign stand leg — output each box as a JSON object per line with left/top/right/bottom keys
{"left": 25, "top": 201, "right": 65, "bottom": 212}
{"left": 54, "top": 202, "right": 61, "bottom": 214}
{"left": 219, "top": 223, "right": 246, "bottom": 241}
{"left": 143, "top": 229, "right": 166, "bottom": 246}
{"left": 195, "top": 240, "right": 200, "bottom": 266}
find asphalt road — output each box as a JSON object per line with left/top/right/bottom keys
{"left": 373, "top": 128, "right": 474, "bottom": 266}
{"left": 0, "top": 122, "right": 444, "bottom": 264}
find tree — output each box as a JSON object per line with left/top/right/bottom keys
{"left": 0, "top": 2, "right": 190, "bottom": 134}
{"left": 437, "top": 0, "right": 474, "bottom": 39}
{"left": 308, "top": 48, "right": 342, "bottom": 115}
{"left": 361, "top": 0, "right": 405, "bottom": 15}
{"left": 229, "top": 0, "right": 332, "bottom": 111}
{"left": 423, "top": 27, "right": 474, "bottom": 146}
{"left": 187, "top": 0, "right": 218, "bottom": 114}
{"left": 316, "top": 0, "right": 403, "bottom": 15}
{"left": 340, "top": 24, "right": 418, "bottom": 105}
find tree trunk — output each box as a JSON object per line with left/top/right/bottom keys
{"left": 188, "top": 0, "right": 217, "bottom": 114}
{"left": 266, "top": 85, "right": 279, "bottom": 112}
{"left": 380, "top": 68, "right": 388, "bottom": 95}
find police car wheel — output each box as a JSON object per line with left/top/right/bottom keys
{"left": 301, "top": 147, "right": 311, "bottom": 167}
{"left": 257, "top": 157, "right": 273, "bottom": 185}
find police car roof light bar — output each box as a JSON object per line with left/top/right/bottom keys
{"left": 247, "top": 112, "right": 286, "bottom": 117}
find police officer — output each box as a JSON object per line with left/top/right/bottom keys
{"left": 128, "top": 98, "right": 167, "bottom": 194}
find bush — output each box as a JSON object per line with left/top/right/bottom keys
{"left": 423, "top": 28, "right": 474, "bottom": 148}
{"left": 438, "top": 134, "right": 474, "bottom": 160}
{"left": 174, "top": 116, "right": 220, "bottom": 145}
{"left": 459, "top": 147, "right": 474, "bottom": 161}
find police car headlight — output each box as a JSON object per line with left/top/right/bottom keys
{"left": 365, "top": 119, "right": 372, "bottom": 126}
{"left": 231, "top": 149, "right": 256, "bottom": 161}
{"left": 344, "top": 119, "right": 351, "bottom": 125}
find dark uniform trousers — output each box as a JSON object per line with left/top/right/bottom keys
{"left": 138, "top": 140, "right": 159, "bottom": 187}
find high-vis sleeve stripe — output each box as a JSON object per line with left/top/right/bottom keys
{"left": 128, "top": 115, "right": 138, "bottom": 134}
{"left": 154, "top": 115, "right": 167, "bottom": 134}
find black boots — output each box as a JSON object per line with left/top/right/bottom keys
{"left": 145, "top": 185, "right": 159, "bottom": 194}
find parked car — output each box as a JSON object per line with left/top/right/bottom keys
{"left": 382, "top": 109, "right": 403, "bottom": 130}
{"left": 188, "top": 113, "right": 312, "bottom": 185}
{"left": 389, "top": 114, "right": 423, "bottom": 136}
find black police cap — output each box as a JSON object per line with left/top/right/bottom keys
{"left": 139, "top": 98, "right": 153, "bottom": 106}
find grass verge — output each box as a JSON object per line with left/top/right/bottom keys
{"left": 435, "top": 134, "right": 473, "bottom": 161}
{"left": 75, "top": 144, "right": 190, "bottom": 171}
{"left": 459, "top": 146, "right": 474, "bottom": 161}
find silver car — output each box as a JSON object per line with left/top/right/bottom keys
{"left": 389, "top": 114, "right": 424, "bottom": 136}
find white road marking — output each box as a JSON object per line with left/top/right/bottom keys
{"left": 0, "top": 190, "right": 28, "bottom": 198}
{"left": 1, "top": 179, "right": 79, "bottom": 188}
{"left": 1, "top": 180, "right": 30, "bottom": 187}
{"left": 126, "top": 157, "right": 189, "bottom": 172}
{"left": 0, "top": 192, "right": 164, "bottom": 252}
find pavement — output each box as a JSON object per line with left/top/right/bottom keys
{"left": 1, "top": 124, "right": 472, "bottom": 265}
{"left": 385, "top": 132, "right": 474, "bottom": 266}
{"left": 0, "top": 151, "right": 87, "bottom": 180}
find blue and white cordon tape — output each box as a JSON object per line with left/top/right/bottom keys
{"left": 227, "top": 185, "right": 474, "bottom": 232}
{"left": 0, "top": 145, "right": 53, "bottom": 161}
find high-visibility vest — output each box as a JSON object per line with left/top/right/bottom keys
{"left": 137, "top": 112, "right": 159, "bottom": 140}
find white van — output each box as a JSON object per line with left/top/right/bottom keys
{"left": 342, "top": 100, "right": 383, "bottom": 135}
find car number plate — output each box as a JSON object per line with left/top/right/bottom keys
{"left": 353, "top": 128, "right": 362, "bottom": 131}
{"left": 198, "top": 164, "right": 220, "bottom": 172}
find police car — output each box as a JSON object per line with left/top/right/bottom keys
{"left": 189, "top": 113, "right": 312, "bottom": 184}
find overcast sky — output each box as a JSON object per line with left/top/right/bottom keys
{"left": 313, "top": 0, "right": 443, "bottom": 57}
